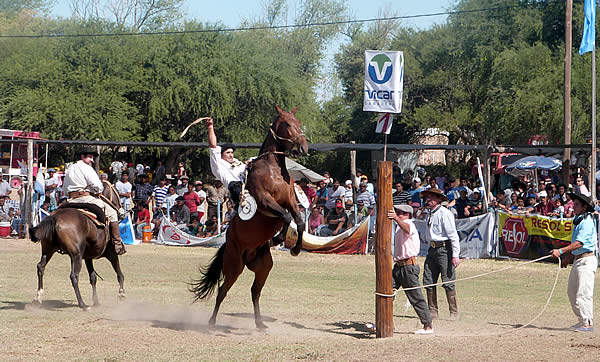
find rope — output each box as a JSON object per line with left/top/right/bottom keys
{"left": 374, "top": 255, "right": 563, "bottom": 335}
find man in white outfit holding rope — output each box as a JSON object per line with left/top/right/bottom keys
{"left": 550, "top": 192, "right": 597, "bottom": 332}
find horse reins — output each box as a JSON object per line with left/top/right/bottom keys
{"left": 268, "top": 125, "right": 306, "bottom": 149}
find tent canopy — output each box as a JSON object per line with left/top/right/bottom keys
{"left": 505, "top": 155, "right": 562, "bottom": 177}
{"left": 285, "top": 158, "right": 324, "bottom": 183}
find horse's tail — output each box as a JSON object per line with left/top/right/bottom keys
{"left": 29, "top": 216, "right": 56, "bottom": 243}
{"left": 189, "top": 243, "right": 226, "bottom": 301}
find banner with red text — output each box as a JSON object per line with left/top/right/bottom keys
{"left": 497, "top": 211, "right": 571, "bottom": 259}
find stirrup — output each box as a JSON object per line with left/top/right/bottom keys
{"left": 238, "top": 190, "right": 257, "bottom": 220}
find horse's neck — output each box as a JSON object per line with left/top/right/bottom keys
{"left": 258, "top": 140, "right": 288, "bottom": 178}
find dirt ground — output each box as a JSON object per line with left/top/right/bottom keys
{"left": 1, "top": 239, "right": 599, "bottom": 361}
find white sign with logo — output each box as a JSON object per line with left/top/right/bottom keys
{"left": 363, "top": 50, "right": 404, "bottom": 113}
{"left": 375, "top": 113, "right": 394, "bottom": 134}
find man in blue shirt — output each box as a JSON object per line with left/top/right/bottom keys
{"left": 551, "top": 192, "right": 597, "bottom": 332}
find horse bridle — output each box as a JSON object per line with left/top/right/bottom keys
{"left": 269, "top": 125, "right": 306, "bottom": 151}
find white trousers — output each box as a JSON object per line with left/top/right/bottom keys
{"left": 68, "top": 195, "right": 118, "bottom": 223}
{"left": 568, "top": 254, "right": 597, "bottom": 326}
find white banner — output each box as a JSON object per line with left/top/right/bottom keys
{"left": 413, "top": 212, "right": 496, "bottom": 259}
{"left": 364, "top": 50, "right": 404, "bottom": 113}
{"left": 375, "top": 113, "right": 394, "bottom": 134}
{"left": 155, "top": 215, "right": 225, "bottom": 247}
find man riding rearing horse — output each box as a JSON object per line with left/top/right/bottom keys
{"left": 62, "top": 147, "right": 126, "bottom": 255}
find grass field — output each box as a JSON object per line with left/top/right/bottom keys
{"left": 1, "top": 238, "right": 599, "bottom": 361}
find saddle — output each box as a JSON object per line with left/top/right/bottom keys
{"left": 59, "top": 203, "right": 107, "bottom": 227}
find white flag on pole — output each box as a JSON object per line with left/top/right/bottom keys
{"left": 375, "top": 113, "right": 394, "bottom": 134}
{"left": 364, "top": 50, "right": 404, "bottom": 113}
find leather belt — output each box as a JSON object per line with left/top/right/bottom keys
{"left": 69, "top": 191, "right": 90, "bottom": 198}
{"left": 395, "top": 256, "right": 417, "bottom": 266}
{"left": 430, "top": 241, "right": 447, "bottom": 248}
{"left": 575, "top": 251, "right": 595, "bottom": 260}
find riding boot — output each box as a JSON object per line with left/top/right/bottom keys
{"left": 110, "top": 221, "right": 126, "bottom": 255}
{"left": 426, "top": 288, "right": 438, "bottom": 319}
{"left": 446, "top": 289, "right": 459, "bottom": 320}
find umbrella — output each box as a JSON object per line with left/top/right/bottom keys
{"left": 505, "top": 156, "right": 562, "bottom": 177}
{"left": 285, "top": 158, "right": 324, "bottom": 183}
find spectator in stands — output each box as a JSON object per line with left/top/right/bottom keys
{"left": 409, "top": 178, "right": 423, "bottom": 208}
{"left": 299, "top": 178, "right": 317, "bottom": 207}
{"left": 199, "top": 216, "right": 218, "bottom": 237}
{"left": 153, "top": 160, "right": 165, "bottom": 185}
{"left": 194, "top": 181, "right": 207, "bottom": 221}
{"left": 564, "top": 193, "right": 575, "bottom": 218}
{"left": 152, "top": 176, "right": 169, "bottom": 211}
{"left": 445, "top": 177, "right": 460, "bottom": 206}
{"left": 343, "top": 180, "right": 354, "bottom": 206}
{"left": 315, "top": 180, "right": 328, "bottom": 208}
{"left": 115, "top": 173, "right": 132, "bottom": 213}
{"left": 171, "top": 196, "right": 190, "bottom": 231}
{"left": 308, "top": 205, "right": 325, "bottom": 235}
{"left": 135, "top": 201, "right": 152, "bottom": 238}
{"left": 509, "top": 192, "right": 518, "bottom": 209}
{"left": 222, "top": 200, "right": 236, "bottom": 229}
{"left": 325, "top": 180, "right": 345, "bottom": 214}
{"left": 134, "top": 174, "right": 153, "bottom": 206}
{"left": 205, "top": 179, "right": 229, "bottom": 219}
{"left": 354, "top": 168, "right": 363, "bottom": 188}
{"left": 176, "top": 175, "right": 189, "bottom": 196}
{"left": 165, "top": 185, "right": 178, "bottom": 211}
{"left": 356, "top": 182, "right": 375, "bottom": 208}
{"left": 548, "top": 198, "right": 565, "bottom": 218}
{"left": 455, "top": 189, "right": 469, "bottom": 219}
{"left": 459, "top": 177, "right": 472, "bottom": 196}
{"left": 0, "top": 173, "right": 11, "bottom": 198}
{"left": 183, "top": 183, "right": 201, "bottom": 220}
{"left": 110, "top": 160, "right": 123, "bottom": 183}
{"left": 356, "top": 199, "right": 369, "bottom": 220}
{"left": 188, "top": 218, "right": 202, "bottom": 236}
{"left": 45, "top": 168, "right": 59, "bottom": 210}
{"left": 360, "top": 175, "right": 374, "bottom": 194}
{"left": 534, "top": 191, "right": 551, "bottom": 216}
{"left": 392, "top": 181, "right": 411, "bottom": 205}
{"left": 492, "top": 192, "right": 510, "bottom": 212}
{"left": 320, "top": 199, "right": 347, "bottom": 236}
{"left": 322, "top": 171, "right": 333, "bottom": 188}
{"left": 127, "top": 162, "right": 136, "bottom": 181}
{"left": 554, "top": 184, "right": 567, "bottom": 203}
{"left": 177, "top": 161, "right": 187, "bottom": 180}
{"left": 0, "top": 195, "right": 10, "bottom": 222}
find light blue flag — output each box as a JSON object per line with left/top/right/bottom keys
{"left": 580, "top": 0, "right": 596, "bottom": 55}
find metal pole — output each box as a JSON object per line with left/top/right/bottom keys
{"left": 591, "top": 47, "right": 596, "bottom": 202}
{"left": 375, "top": 161, "right": 393, "bottom": 338}
{"left": 25, "top": 140, "right": 34, "bottom": 239}
{"left": 563, "top": 0, "right": 573, "bottom": 185}
{"left": 350, "top": 141, "right": 357, "bottom": 201}
{"left": 383, "top": 134, "right": 388, "bottom": 162}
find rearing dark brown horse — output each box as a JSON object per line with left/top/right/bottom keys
{"left": 29, "top": 181, "right": 125, "bottom": 310}
{"left": 190, "top": 105, "right": 308, "bottom": 329}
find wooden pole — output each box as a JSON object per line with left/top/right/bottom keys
{"left": 25, "top": 139, "right": 34, "bottom": 239}
{"left": 563, "top": 0, "right": 573, "bottom": 185}
{"left": 591, "top": 47, "right": 596, "bottom": 202}
{"left": 375, "top": 161, "right": 393, "bottom": 338}
{"left": 350, "top": 141, "right": 357, "bottom": 202}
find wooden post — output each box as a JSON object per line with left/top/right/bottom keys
{"left": 375, "top": 161, "right": 393, "bottom": 338}
{"left": 563, "top": 0, "right": 573, "bottom": 185}
{"left": 25, "top": 139, "right": 34, "bottom": 239}
{"left": 350, "top": 141, "right": 357, "bottom": 202}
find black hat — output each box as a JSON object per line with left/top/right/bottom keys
{"left": 176, "top": 196, "right": 185, "bottom": 201}
{"left": 567, "top": 192, "right": 595, "bottom": 212}
{"left": 78, "top": 147, "right": 99, "bottom": 157}
{"left": 220, "top": 143, "right": 235, "bottom": 153}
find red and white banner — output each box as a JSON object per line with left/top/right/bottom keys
{"left": 155, "top": 216, "right": 225, "bottom": 247}
{"left": 375, "top": 113, "right": 394, "bottom": 134}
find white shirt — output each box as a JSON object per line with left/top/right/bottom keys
{"left": 115, "top": 180, "right": 132, "bottom": 205}
{"left": 423, "top": 206, "right": 460, "bottom": 258}
{"left": 45, "top": 174, "right": 60, "bottom": 196}
{"left": 62, "top": 160, "right": 103, "bottom": 194}
{"left": 0, "top": 180, "right": 11, "bottom": 196}
{"left": 393, "top": 219, "right": 420, "bottom": 261}
{"left": 209, "top": 146, "right": 246, "bottom": 188}
{"left": 325, "top": 186, "right": 345, "bottom": 210}
{"left": 195, "top": 189, "right": 207, "bottom": 212}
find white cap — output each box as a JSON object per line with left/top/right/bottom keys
{"left": 414, "top": 177, "right": 421, "bottom": 183}
{"left": 538, "top": 191, "right": 548, "bottom": 197}
{"left": 345, "top": 180, "right": 352, "bottom": 186}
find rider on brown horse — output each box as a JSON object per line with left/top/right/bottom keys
{"left": 204, "top": 117, "right": 247, "bottom": 206}
{"left": 62, "top": 147, "right": 126, "bottom": 255}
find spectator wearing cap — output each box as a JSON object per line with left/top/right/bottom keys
{"left": 466, "top": 190, "right": 484, "bottom": 217}
{"left": 392, "top": 181, "right": 411, "bottom": 206}
{"left": 445, "top": 177, "right": 460, "bottom": 207}
{"left": 360, "top": 174, "right": 374, "bottom": 194}
{"left": 387, "top": 204, "right": 433, "bottom": 335}
{"left": 298, "top": 178, "right": 317, "bottom": 207}
{"left": 320, "top": 199, "right": 347, "bottom": 237}
{"left": 550, "top": 192, "right": 597, "bottom": 332}
{"left": 534, "top": 190, "right": 552, "bottom": 216}
{"left": 356, "top": 182, "right": 375, "bottom": 208}
{"left": 194, "top": 181, "right": 207, "bottom": 221}
{"left": 325, "top": 180, "right": 345, "bottom": 214}
{"left": 343, "top": 180, "right": 354, "bottom": 205}
{"left": 171, "top": 196, "right": 190, "bottom": 230}
{"left": 152, "top": 176, "right": 169, "bottom": 211}
{"left": 409, "top": 178, "right": 424, "bottom": 208}
{"left": 176, "top": 175, "right": 189, "bottom": 196}
{"left": 45, "top": 168, "right": 59, "bottom": 210}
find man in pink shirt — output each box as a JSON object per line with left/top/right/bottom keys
{"left": 387, "top": 204, "right": 433, "bottom": 334}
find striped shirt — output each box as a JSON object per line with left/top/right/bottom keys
{"left": 392, "top": 190, "right": 411, "bottom": 205}
{"left": 153, "top": 185, "right": 169, "bottom": 208}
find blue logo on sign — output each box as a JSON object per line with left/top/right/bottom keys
{"left": 368, "top": 54, "right": 393, "bottom": 84}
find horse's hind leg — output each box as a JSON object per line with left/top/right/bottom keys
{"left": 106, "top": 252, "right": 125, "bottom": 300}
{"left": 69, "top": 254, "right": 89, "bottom": 310}
{"left": 34, "top": 249, "right": 55, "bottom": 305}
{"left": 209, "top": 243, "right": 244, "bottom": 327}
{"left": 246, "top": 243, "right": 273, "bottom": 329}
{"left": 85, "top": 259, "right": 100, "bottom": 306}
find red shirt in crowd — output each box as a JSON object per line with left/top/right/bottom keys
{"left": 184, "top": 191, "right": 201, "bottom": 213}
{"left": 137, "top": 208, "right": 150, "bottom": 224}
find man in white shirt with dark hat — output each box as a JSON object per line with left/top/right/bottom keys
{"left": 63, "top": 148, "right": 125, "bottom": 255}
{"left": 421, "top": 188, "right": 460, "bottom": 320}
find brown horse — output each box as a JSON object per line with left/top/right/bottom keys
{"left": 190, "top": 105, "right": 309, "bottom": 329}
{"left": 29, "top": 181, "right": 125, "bottom": 310}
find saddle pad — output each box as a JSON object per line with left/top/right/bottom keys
{"left": 77, "top": 209, "right": 105, "bottom": 228}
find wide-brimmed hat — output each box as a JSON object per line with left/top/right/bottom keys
{"left": 78, "top": 147, "right": 99, "bottom": 156}
{"left": 420, "top": 188, "right": 448, "bottom": 201}
{"left": 567, "top": 192, "right": 595, "bottom": 212}
{"left": 394, "top": 204, "right": 413, "bottom": 214}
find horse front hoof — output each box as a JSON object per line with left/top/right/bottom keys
{"left": 118, "top": 292, "right": 126, "bottom": 301}
{"left": 80, "top": 305, "right": 91, "bottom": 311}
{"left": 256, "top": 321, "right": 269, "bottom": 330}
{"left": 290, "top": 246, "right": 301, "bottom": 256}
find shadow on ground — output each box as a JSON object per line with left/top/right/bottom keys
{"left": 0, "top": 299, "right": 75, "bottom": 311}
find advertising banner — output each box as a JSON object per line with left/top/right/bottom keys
{"left": 497, "top": 211, "right": 572, "bottom": 259}
{"left": 364, "top": 50, "right": 404, "bottom": 113}
{"left": 156, "top": 215, "right": 225, "bottom": 247}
